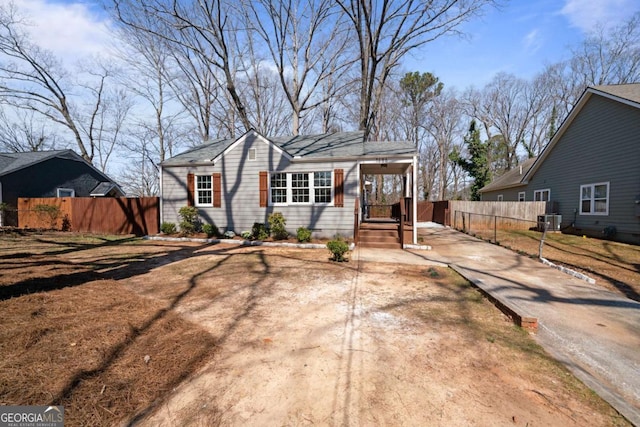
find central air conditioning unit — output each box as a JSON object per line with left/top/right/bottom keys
{"left": 538, "top": 214, "right": 562, "bottom": 231}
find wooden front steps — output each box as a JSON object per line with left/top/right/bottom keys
{"left": 358, "top": 221, "right": 412, "bottom": 249}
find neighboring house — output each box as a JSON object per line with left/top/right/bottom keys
{"left": 0, "top": 150, "right": 124, "bottom": 226}
{"left": 480, "top": 157, "right": 538, "bottom": 202}
{"left": 480, "top": 84, "right": 640, "bottom": 244}
{"left": 161, "top": 129, "right": 418, "bottom": 242}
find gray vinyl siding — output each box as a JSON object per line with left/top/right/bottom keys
{"left": 481, "top": 187, "right": 526, "bottom": 201}
{"left": 162, "top": 132, "right": 358, "bottom": 238}
{"left": 526, "top": 94, "right": 640, "bottom": 243}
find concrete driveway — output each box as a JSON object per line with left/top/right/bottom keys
{"left": 357, "top": 226, "right": 640, "bottom": 425}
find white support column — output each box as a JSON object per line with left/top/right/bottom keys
{"left": 159, "top": 165, "right": 164, "bottom": 226}
{"left": 412, "top": 155, "right": 418, "bottom": 244}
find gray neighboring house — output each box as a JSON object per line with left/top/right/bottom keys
{"left": 161, "top": 129, "right": 419, "bottom": 242}
{"left": 0, "top": 150, "right": 124, "bottom": 226}
{"left": 480, "top": 84, "right": 640, "bottom": 244}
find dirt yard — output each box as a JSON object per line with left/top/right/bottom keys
{"left": 0, "top": 231, "right": 629, "bottom": 426}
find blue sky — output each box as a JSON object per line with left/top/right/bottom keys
{"left": 4, "top": 0, "right": 640, "bottom": 91}
{"left": 407, "top": 0, "right": 640, "bottom": 89}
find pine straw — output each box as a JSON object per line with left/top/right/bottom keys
{"left": 0, "top": 279, "right": 218, "bottom": 426}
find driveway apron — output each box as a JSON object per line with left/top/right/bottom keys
{"left": 369, "top": 227, "right": 640, "bottom": 425}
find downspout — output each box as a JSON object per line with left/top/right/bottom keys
{"left": 412, "top": 155, "right": 418, "bottom": 245}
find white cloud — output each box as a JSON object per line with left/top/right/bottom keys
{"left": 1, "top": 0, "right": 114, "bottom": 62}
{"left": 523, "top": 28, "right": 542, "bottom": 54}
{"left": 560, "top": 0, "right": 640, "bottom": 32}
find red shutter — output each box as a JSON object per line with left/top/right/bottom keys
{"left": 334, "top": 169, "right": 344, "bottom": 207}
{"left": 187, "top": 173, "right": 195, "bottom": 206}
{"left": 213, "top": 173, "right": 221, "bottom": 208}
{"left": 259, "top": 171, "right": 268, "bottom": 207}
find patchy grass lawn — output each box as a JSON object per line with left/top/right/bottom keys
{"left": 464, "top": 228, "right": 640, "bottom": 301}
{"left": 0, "top": 231, "right": 631, "bottom": 426}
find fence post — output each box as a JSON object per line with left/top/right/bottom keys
{"left": 494, "top": 215, "right": 497, "bottom": 243}
{"left": 538, "top": 221, "right": 549, "bottom": 259}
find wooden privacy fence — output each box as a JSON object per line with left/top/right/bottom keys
{"left": 18, "top": 197, "right": 159, "bottom": 236}
{"left": 417, "top": 201, "right": 450, "bottom": 225}
{"left": 450, "top": 201, "right": 554, "bottom": 235}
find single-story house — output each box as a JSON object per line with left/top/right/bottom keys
{"left": 160, "top": 129, "right": 419, "bottom": 243}
{"left": 0, "top": 150, "right": 124, "bottom": 226}
{"left": 480, "top": 84, "right": 640, "bottom": 244}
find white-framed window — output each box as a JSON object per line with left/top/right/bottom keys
{"left": 314, "top": 171, "right": 332, "bottom": 203}
{"left": 270, "top": 172, "right": 287, "bottom": 204}
{"left": 534, "top": 188, "right": 550, "bottom": 201}
{"left": 291, "top": 173, "right": 310, "bottom": 203}
{"left": 269, "top": 171, "right": 333, "bottom": 205}
{"left": 518, "top": 192, "right": 526, "bottom": 202}
{"left": 497, "top": 194, "right": 504, "bottom": 201}
{"left": 580, "top": 182, "right": 609, "bottom": 215}
{"left": 56, "top": 188, "right": 75, "bottom": 197}
{"left": 195, "top": 175, "right": 212, "bottom": 206}
{"left": 248, "top": 148, "right": 257, "bottom": 161}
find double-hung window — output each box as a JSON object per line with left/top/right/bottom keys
{"left": 270, "top": 173, "right": 287, "bottom": 204}
{"left": 534, "top": 188, "right": 550, "bottom": 201}
{"left": 195, "top": 175, "right": 212, "bottom": 206}
{"left": 291, "top": 173, "right": 310, "bottom": 203}
{"left": 314, "top": 172, "right": 332, "bottom": 203}
{"left": 580, "top": 182, "right": 609, "bottom": 215}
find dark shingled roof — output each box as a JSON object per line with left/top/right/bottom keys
{"left": 162, "top": 130, "right": 416, "bottom": 165}
{"left": 479, "top": 157, "right": 537, "bottom": 193}
{"left": 0, "top": 150, "right": 78, "bottom": 177}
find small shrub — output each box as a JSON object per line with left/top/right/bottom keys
{"left": 223, "top": 230, "right": 236, "bottom": 239}
{"left": 241, "top": 231, "right": 252, "bottom": 240}
{"left": 252, "top": 222, "right": 269, "bottom": 240}
{"left": 178, "top": 206, "right": 199, "bottom": 235}
{"left": 327, "top": 237, "right": 349, "bottom": 262}
{"left": 202, "top": 223, "right": 219, "bottom": 238}
{"left": 161, "top": 222, "right": 177, "bottom": 234}
{"left": 296, "top": 227, "right": 312, "bottom": 243}
{"left": 268, "top": 212, "right": 288, "bottom": 240}
{"left": 61, "top": 215, "right": 71, "bottom": 232}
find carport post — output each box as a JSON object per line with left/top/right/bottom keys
{"left": 412, "top": 155, "right": 418, "bottom": 244}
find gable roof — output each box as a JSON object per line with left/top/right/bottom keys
{"left": 162, "top": 130, "right": 416, "bottom": 166}
{"left": 522, "top": 83, "right": 640, "bottom": 183}
{"left": 479, "top": 83, "right": 640, "bottom": 193}
{"left": 0, "top": 149, "right": 122, "bottom": 191}
{"left": 479, "top": 157, "right": 536, "bottom": 193}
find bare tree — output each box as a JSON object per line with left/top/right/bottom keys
{"left": 244, "top": 0, "right": 353, "bottom": 135}
{"left": 118, "top": 136, "right": 160, "bottom": 196}
{"left": 0, "top": 2, "right": 102, "bottom": 162}
{"left": 463, "top": 73, "right": 548, "bottom": 172}
{"left": 116, "top": 21, "right": 186, "bottom": 163}
{"left": 570, "top": 12, "right": 640, "bottom": 88}
{"left": 0, "top": 109, "right": 58, "bottom": 152}
{"left": 112, "top": 0, "right": 254, "bottom": 135}
{"left": 424, "top": 88, "right": 464, "bottom": 200}
{"left": 335, "top": 0, "right": 495, "bottom": 140}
